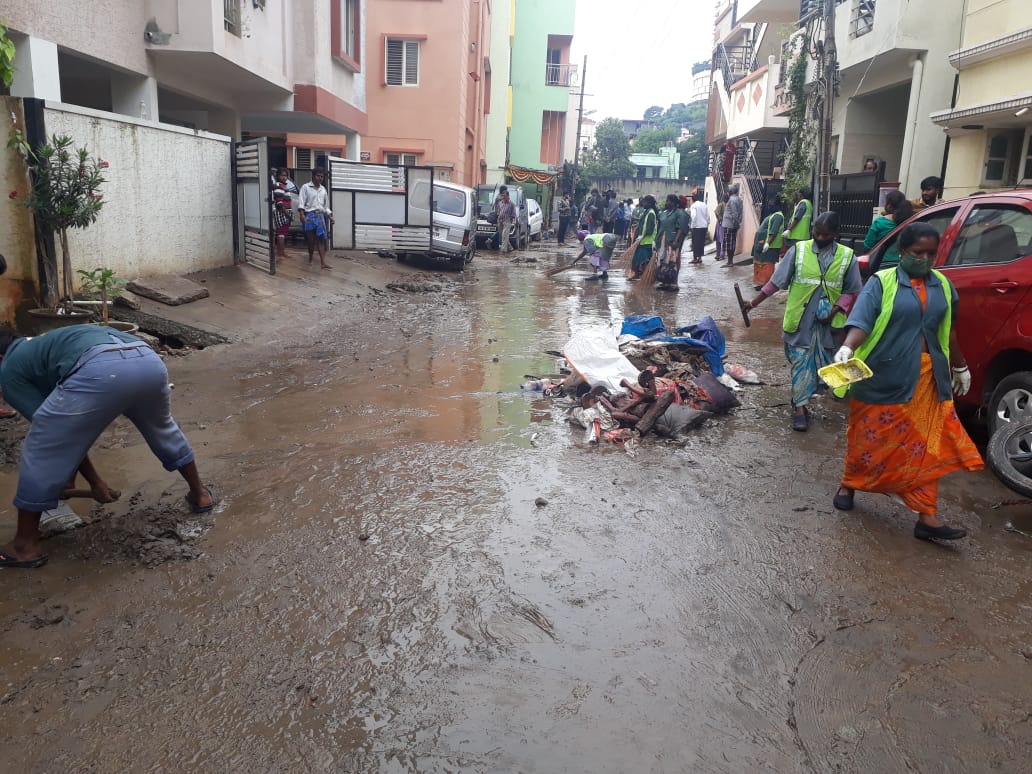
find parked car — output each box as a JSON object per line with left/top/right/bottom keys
{"left": 527, "top": 198, "right": 543, "bottom": 241}
{"left": 474, "top": 184, "right": 530, "bottom": 249}
{"left": 407, "top": 179, "right": 477, "bottom": 269}
{"left": 860, "top": 190, "right": 1032, "bottom": 434}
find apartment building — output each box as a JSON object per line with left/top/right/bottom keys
{"left": 485, "top": 0, "right": 513, "bottom": 185}
{"left": 4, "top": 0, "right": 368, "bottom": 166}
{"left": 932, "top": 0, "right": 1032, "bottom": 198}
{"left": 508, "top": 0, "right": 577, "bottom": 176}
{"left": 363, "top": 0, "right": 491, "bottom": 186}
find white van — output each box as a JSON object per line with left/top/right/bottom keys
{"left": 408, "top": 179, "right": 477, "bottom": 269}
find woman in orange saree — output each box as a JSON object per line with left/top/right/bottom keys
{"left": 831, "top": 224, "right": 982, "bottom": 541}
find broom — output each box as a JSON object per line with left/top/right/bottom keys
{"left": 544, "top": 252, "right": 586, "bottom": 277}
{"left": 613, "top": 236, "right": 641, "bottom": 272}
{"left": 631, "top": 234, "right": 664, "bottom": 292}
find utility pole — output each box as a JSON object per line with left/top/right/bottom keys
{"left": 570, "top": 55, "right": 587, "bottom": 195}
{"left": 816, "top": 0, "right": 838, "bottom": 212}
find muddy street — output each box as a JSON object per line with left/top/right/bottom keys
{"left": 1, "top": 245, "right": 1029, "bottom": 773}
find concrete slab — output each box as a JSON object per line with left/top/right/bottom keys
{"left": 126, "top": 276, "right": 211, "bottom": 306}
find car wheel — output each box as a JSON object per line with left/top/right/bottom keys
{"left": 987, "top": 419, "right": 1032, "bottom": 498}
{"left": 988, "top": 371, "right": 1032, "bottom": 437}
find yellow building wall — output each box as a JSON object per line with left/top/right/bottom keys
{"left": 955, "top": 50, "right": 1032, "bottom": 106}
{"left": 963, "top": 0, "right": 1026, "bottom": 45}
{"left": 942, "top": 134, "right": 989, "bottom": 200}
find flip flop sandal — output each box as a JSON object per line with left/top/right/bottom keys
{"left": 0, "top": 550, "right": 48, "bottom": 569}
{"left": 185, "top": 487, "right": 216, "bottom": 514}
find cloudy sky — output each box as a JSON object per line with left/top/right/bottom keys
{"left": 570, "top": 0, "right": 717, "bottom": 121}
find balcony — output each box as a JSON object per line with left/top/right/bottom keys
{"left": 546, "top": 62, "right": 578, "bottom": 88}
{"left": 737, "top": 0, "right": 803, "bottom": 24}
{"left": 725, "top": 65, "right": 790, "bottom": 140}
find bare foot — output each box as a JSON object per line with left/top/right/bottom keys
{"left": 321, "top": 264, "right": 332, "bottom": 270}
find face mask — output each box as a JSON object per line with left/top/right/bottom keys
{"left": 813, "top": 237, "right": 834, "bottom": 250}
{"left": 899, "top": 252, "right": 933, "bottom": 277}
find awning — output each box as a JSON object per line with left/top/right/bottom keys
{"left": 241, "top": 111, "right": 354, "bottom": 135}
{"left": 930, "top": 94, "right": 1032, "bottom": 131}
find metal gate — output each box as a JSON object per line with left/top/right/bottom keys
{"left": 234, "top": 137, "right": 275, "bottom": 274}
{"left": 328, "top": 158, "right": 433, "bottom": 252}
{"left": 827, "top": 172, "right": 879, "bottom": 250}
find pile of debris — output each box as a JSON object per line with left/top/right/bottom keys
{"left": 523, "top": 314, "right": 760, "bottom": 445}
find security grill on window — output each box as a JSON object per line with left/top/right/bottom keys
{"left": 386, "top": 39, "right": 420, "bottom": 86}
{"left": 385, "top": 153, "right": 418, "bottom": 167}
{"left": 849, "top": 0, "right": 875, "bottom": 38}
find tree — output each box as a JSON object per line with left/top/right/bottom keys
{"left": 582, "top": 118, "right": 636, "bottom": 178}
{"left": 677, "top": 134, "right": 709, "bottom": 185}
{"left": 643, "top": 105, "right": 665, "bottom": 122}
{"left": 632, "top": 127, "right": 679, "bottom": 154}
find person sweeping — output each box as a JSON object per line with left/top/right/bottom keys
{"left": 629, "top": 195, "right": 659, "bottom": 280}
{"left": 751, "top": 208, "right": 785, "bottom": 290}
{"left": 577, "top": 231, "right": 617, "bottom": 281}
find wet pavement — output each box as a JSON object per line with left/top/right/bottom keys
{"left": 1, "top": 242, "right": 1030, "bottom": 772}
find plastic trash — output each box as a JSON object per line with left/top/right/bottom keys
{"left": 521, "top": 380, "right": 545, "bottom": 391}
{"left": 818, "top": 359, "right": 873, "bottom": 389}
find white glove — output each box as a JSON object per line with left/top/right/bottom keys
{"left": 834, "top": 346, "right": 853, "bottom": 364}
{"left": 762, "top": 242, "right": 769, "bottom": 252}
{"left": 952, "top": 366, "right": 971, "bottom": 396}
{"left": 782, "top": 229, "right": 791, "bottom": 239}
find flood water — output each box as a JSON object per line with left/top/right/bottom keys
{"left": 0, "top": 244, "right": 1029, "bottom": 772}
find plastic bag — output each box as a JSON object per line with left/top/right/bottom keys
{"left": 620, "top": 315, "right": 666, "bottom": 339}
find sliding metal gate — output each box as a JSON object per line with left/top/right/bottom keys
{"left": 234, "top": 137, "right": 275, "bottom": 274}
{"left": 327, "top": 158, "right": 433, "bottom": 252}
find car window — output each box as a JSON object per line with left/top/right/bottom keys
{"left": 433, "top": 187, "right": 466, "bottom": 217}
{"left": 945, "top": 204, "right": 1032, "bottom": 267}
{"left": 476, "top": 188, "right": 495, "bottom": 207}
{"left": 875, "top": 207, "right": 960, "bottom": 270}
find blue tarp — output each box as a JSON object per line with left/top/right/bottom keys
{"left": 620, "top": 314, "right": 727, "bottom": 376}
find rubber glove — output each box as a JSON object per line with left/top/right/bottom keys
{"left": 782, "top": 229, "right": 791, "bottom": 239}
{"left": 951, "top": 366, "right": 971, "bottom": 396}
{"left": 762, "top": 241, "right": 769, "bottom": 252}
{"left": 834, "top": 346, "right": 853, "bottom": 364}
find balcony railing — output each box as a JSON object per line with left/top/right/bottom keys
{"left": 224, "top": 0, "right": 241, "bottom": 36}
{"left": 545, "top": 62, "right": 578, "bottom": 87}
{"left": 714, "top": 44, "right": 753, "bottom": 93}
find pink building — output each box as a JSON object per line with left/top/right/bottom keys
{"left": 364, "top": 0, "right": 491, "bottom": 186}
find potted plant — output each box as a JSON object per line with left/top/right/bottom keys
{"left": 77, "top": 267, "right": 137, "bottom": 333}
{"left": 8, "top": 133, "right": 108, "bottom": 333}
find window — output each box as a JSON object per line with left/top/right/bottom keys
{"left": 224, "top": 0, "right": 241, "bottom": 35}
{"left": 1021, "top": 129, "right": 1032, "bottom": 185}
{"left": 385, "top": 152, "right": 418, "bottom": 167}
{"left": 946, "top": 205, "right": 1032, "bottom": 267}
{"left": 849, "top": 0, "right": 875, "bottom": 38}
{"left": 983, "top": 131, "right": 1020, "bottom": 186}
{"left": 386, "top": 39, "right": 419, "bottom": 86}
{"left": 333, "top": 0, "right": 360, "bottom": 67}
{"left": 433, "top": 187, "right": 466, "bottom": 217}
{"left": 875, "top": 207, "right": 960, "bottom": 270}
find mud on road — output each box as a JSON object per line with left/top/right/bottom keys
{"left": 1, "top": 245, "right": 1030, "bottom": 772}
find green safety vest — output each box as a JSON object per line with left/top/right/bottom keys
{"left": 639, "top": 209, "right": 658, "bottom": 246}
{"left": 788, "top": 199, "right": 813, "bottom": 240}
{"left": 760, "top": 211, "right": 785, "bottom": 249}
{"left": 833, "top": 267, "right": 953, "bottom": 398}
{"left": 783, "top": 240, "right": 855, "bottom": 332}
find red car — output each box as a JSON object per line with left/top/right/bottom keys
{"left": 859, "top": 191, "right": 1032, "bottom": 435}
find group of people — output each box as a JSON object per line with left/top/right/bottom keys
{"left": 740, "top": 202, "right": 980, "bottom": 542}
{"left": 573, "top": 189, "right": 634, "bottom": 242}
{"left": 271, "top": 167, "right": 335, "bottom": 269}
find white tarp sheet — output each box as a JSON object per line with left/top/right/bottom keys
{"left": 563, "top": 329, "right": 641, "bottom": 393}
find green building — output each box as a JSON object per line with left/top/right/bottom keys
{"left": 505, "top": 0, "right": 577, "bottom": 213}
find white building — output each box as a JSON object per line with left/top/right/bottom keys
{"left": 5, "top": 0, "right": 367, "bottom": 162}
{"left": 630, "top": 145, "right": 680, "bottom": 180}
{"left": 691, "top": 62, "right": 711, "bottom": 104}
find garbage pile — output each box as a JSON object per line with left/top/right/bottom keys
{"left": 523, "top": 314, "right": 761, "bottom": 446}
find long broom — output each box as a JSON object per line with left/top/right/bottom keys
{"left": 613, "top": 236, "right": 641, "bottom": 272}
{"left": 544, "top": 252, "right": 586, "bottom": 277}
{"left": 631, "top": 234, "right": 664, "bottom": 293}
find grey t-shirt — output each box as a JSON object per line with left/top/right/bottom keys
{"left": 722, "top": 195, "right": 743, "bottom": 228}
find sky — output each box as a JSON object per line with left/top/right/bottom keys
{"left": 570, "top": 0, "right": 717, "bottom": 122}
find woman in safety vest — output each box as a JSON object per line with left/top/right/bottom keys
{"left": 630, "top": 195, "right": 659, "bottom": 279}
{"left": 831, "top": 223, "right": 982, "bottom": 542}
{"left": 751, "top": 208, "right": 785, "bottom": 289}
{"left": 742, "top": 211, "right": 863, "bottom": 431}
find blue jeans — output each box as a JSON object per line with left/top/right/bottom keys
{"left": 14, "top": 343, "right": 194, "bottom": 511}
